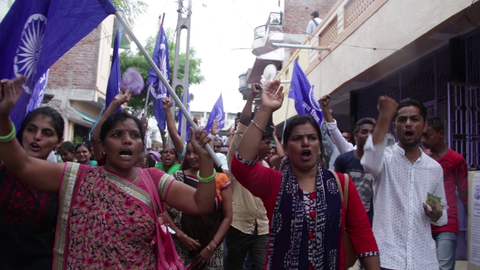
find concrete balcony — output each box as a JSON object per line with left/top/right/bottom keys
{"left": 252, "top": 12, "right": 284, "bottom": 56}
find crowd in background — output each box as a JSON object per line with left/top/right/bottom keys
{"left": 0, "top": 77, "right": 469, "bottom": 270}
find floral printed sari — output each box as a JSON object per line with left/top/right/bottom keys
{"left": 52, "top": 162, "right": 175, "bottom": 269}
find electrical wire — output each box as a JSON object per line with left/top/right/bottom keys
{"left": 464, "top": 0, "right": 479, "bottom": 28}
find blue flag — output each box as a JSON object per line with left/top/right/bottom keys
{"left": 177, "top": 93, "right": 191, "bottom": 140}
{"left": 153, "top": 97, "right": 167, "bottom": 131}
{"left": 205, "top": 94, "right": 225, "bottom": 134}
{"left": 105, "top": 29, "right": 122, "bottom": 113}
{"left": 0, "top": 0, "right": 116, "bottom": 131}
{"left": 147, "top": 23, "right": 170, "bottom": 100}
{"left": 148, "top": 21, "right": 170, "bottom": 130}
{"left": 288, "top": 60, "right": 323, "bottom": 125}
{"left": 26, "top": 70, "right": 49, "bottom": 113}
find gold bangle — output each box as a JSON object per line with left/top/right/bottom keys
{"left": 206, "top": 245, "right": 212, "bottom": 251}
{"left": 250, "top": 120, "right": 266, "bottom": 133}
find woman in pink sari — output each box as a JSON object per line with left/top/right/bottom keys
{"left": 0, "top": 77, "right": 217, "bottom": 269}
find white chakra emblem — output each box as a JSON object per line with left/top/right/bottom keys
{"left": 14, "top": 14, "right": 47, "bottom": 94}
{"left": 214, "top": 107, "right": 224, "bottom": 125}
{"left": 309, "top": 85, "right": 322, "bottom": 112}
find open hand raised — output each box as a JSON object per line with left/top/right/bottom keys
{"left": 260, "top": 80, "right": 284, "bottom": 112}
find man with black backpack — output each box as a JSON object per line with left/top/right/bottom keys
{"left": 306, "top": 11, "right": 322, "bottom": 35}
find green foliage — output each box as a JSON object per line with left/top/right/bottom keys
{"left": 72, "top": 136, "right": 84, "bottom": 147}
{"left": 111, "top": 0, "right": 148, "bottom": 20}
{"left": 119, "top": 29, "right": 204, "bottom": 117}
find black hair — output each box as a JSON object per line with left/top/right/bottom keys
{"left": 162, "top": 146, "right": 179, "bottom": 159}
{"left": 311, "top": 11, "right": 319, "bottom": 17}
{"left": 426, "top": 117, "right": 444, "bottom": 132}
{"left": 75, "top": 143, "right": 90, "bottom": 153}
{"left": 353, "top": 118, "right": 375, "bottom": 134}
{"left": 99, "top": 112, "right": 145, "bottom": 147}
{"left": 283, "top": 115, "right": 322, "bottom": 144}
{"left": 147, "top": 154, "right": 156, "bottom": 168}
{"left": 60, "top": 141, "right": 75, "bottom": 154}
{"left": 396, "top": 98, "right": 427, "bottom": 121}
{"left": 17, "top": 107, "right": 64, "bottom": 142}
{"left": 183, "top": 140, "right": 224, "bottom": 173}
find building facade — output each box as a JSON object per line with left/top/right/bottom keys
{"left": 274, "top": 0, "right": 480, "bottom": 261}
{"left": 45, "top": 15, "right": 133, "bottom": 142}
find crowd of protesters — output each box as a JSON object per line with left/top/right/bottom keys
{"left": 0, "top": 76, "right": 469, "bottom": 270}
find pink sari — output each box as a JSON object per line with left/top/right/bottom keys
{"left": 52, "top": 163, "right": 175, "bottom": 269}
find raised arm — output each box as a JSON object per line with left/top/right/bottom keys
{"left": 226, "top": 86, "right": 260, "bottom": 170}
{"left": 269, "top": 125, "right": 285, "bottom": 170}
{"left": 91, "top": 90, "right": 131, "bottom": 162}
{"left": 240, "top": 84, "right": 260, "bottom": 126}
{"left": 0, "top": 76, "right": 63, "bottom": 192}
{"left": 319, "top": 95, "right": 353, "bottom": 154}
{"left": 162, "top": 96, "right": 184, "bottom": 154}
{"left": 165, "top": 127, "right": 216, "bottom": 215}
{"left": 360, "top": 96, "right": 397, "bottom": 177}
{"left": 237, "top": 81, "right": 284, "bottom": 161}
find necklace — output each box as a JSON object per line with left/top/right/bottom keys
{"left": 132, "top": 171, "right": 140, "bottom": 183}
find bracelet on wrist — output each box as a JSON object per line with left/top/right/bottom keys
{"left": 197, "top": 169, "right": 216, "bottom": 183}
{"left": 250, "top": 120, "right": 266, "bottom": 133}
{"left": 0, "top": 122, "right": 16, "bottom": 143}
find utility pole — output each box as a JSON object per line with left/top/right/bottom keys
{"left": 171, "top": 0, "right": 193, "bottom": 143}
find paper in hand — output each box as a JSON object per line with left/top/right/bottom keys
{"left": 426, "top": 192, "right": 445, "bottom": 212}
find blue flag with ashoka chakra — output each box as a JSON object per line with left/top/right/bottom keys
{"left": 205, "top": 93, "right": 225, "bottom": 134}
{"left": 0, "top": 0, "right": 116, "bottom": 131}
{"left": 288, "top": 60, "right": 323, "bottom": 125}
{"left": 147, "top": 23, "right": 170, "bottom": 100}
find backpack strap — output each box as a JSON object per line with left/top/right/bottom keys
{"left": 328, "top": 169, "right": 349, "bottom": 212}
{"left": 313, "top": 19, "right": 319, "bottom": 26}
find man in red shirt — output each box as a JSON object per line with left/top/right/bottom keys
{"left": 422, "top": 117, "right": 469, "bottom": 270}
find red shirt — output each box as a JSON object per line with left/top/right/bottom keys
{"left": 425, "top": 149, "right": 469, "bottom": 234}
{"left": 231, "top": 154, "right": 378, "bottom": 269}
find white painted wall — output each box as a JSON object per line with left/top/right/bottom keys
{"left": 307, "top": 0, "right": 473, "bottom": 98}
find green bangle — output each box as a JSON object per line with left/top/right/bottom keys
{"left": 197, "top": 169, "right": 216, "bottom": 183}
{"left": 0, "top": 122, "right": 16, "bottom": 143}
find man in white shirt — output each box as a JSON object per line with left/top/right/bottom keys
{"left": 306, "top": 11, "right": 322, "bottom": 35}
{"left": 361, "top": 97, "right": 447, "bottom": 270}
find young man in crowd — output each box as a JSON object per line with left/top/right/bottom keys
{"left": 361, "top": 97, "right": 447, "bottom": 270}
{"left": 334, "top": 118, "right": 376, "bottom": 223}
{"left": 422, "top": 117, "right": 468, "bottom": 270}
{"left": 226, "top": 84, "right": 271, "bottom": 270}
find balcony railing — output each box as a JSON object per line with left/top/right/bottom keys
{"left": 254, "top": 12, "right": 283, "bottom": 39}
{"left": 254, "top": 25, "right": 266, "bottom": 39}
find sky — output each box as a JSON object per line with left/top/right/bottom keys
{"left": 132, "top": 0, "right": 280, "bottom": 115}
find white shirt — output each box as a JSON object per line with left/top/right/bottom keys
{"left": 325, "top": 119, "right": 355, "bottom": 154}
{"left": 361, "top": 135, "right": 447, "bottom": 270}
{"left": 306, "top": 18, "right": 322, "bottom": 35}
{"left": 47, "top": 151, "right": 58, "bottom": 162}
{"left": 215, "top": 152, "right": 229, "bottom": 171}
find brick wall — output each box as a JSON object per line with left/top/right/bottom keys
{"left": 284, "top": 0, "right": 337, "bottom": 34}
{"left": 48, "top": 26, "right": 101, "bottom": 90}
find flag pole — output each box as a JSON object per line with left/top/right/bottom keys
{"left": 114, "top": 12, "right": 221, "bottom": 167}
{"left": 281, "top": 98, "right": 290, "bottom": 144}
